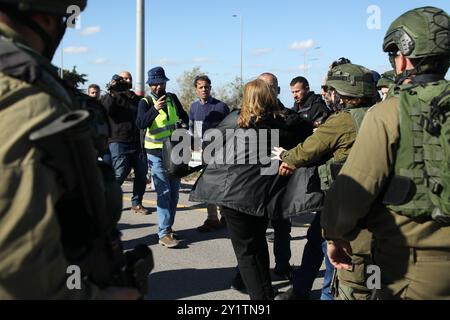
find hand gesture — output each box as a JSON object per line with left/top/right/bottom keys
{"left": 327, "top": 240, "right": 353, "bottom": 270}
{"left": 271, "top": 147, "right": 287, "bottom": 161}
{"left": 279, "top": 162, "right": 295, "bottom": 176}
{"left": 154, "top": 95, "right": 166, "bottom": 111}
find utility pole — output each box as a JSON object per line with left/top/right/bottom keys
{"left": 136, "top": 0, "right": 145, "bottom": 96}
{"left": 232, "top": 14, "right": 243, "bottom": 88}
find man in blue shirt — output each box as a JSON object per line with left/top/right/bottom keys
{"left": 189, "top": 75, "right": 230, "bottom": 232}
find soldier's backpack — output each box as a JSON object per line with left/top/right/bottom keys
{"left": 387, "top": 80, "right": 450, "bottom": 223}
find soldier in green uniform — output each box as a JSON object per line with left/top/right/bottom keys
{"left": 377, "top": 70, "right": 396, "bottom": 101}
{"left": 321, "top": 6, "right": 450, "bottom": 299}
{"left": 273, "top": 63, "right": 376, "bottom": 300}
{"left": 0, "top": 0, "right": 140, "bottom": 299}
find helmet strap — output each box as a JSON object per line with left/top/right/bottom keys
{"left": 394, "top": 55, "right": 430, "bottom": 85}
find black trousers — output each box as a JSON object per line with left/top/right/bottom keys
{"left": 271, "top": 218, "right": 292, "bottom": 270}
{"left": 222, "top": 206, "right": 274, "bottom": 300}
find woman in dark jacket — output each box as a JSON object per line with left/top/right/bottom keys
{"left": 190, "top": 79, "right": 318, "bottom": 299}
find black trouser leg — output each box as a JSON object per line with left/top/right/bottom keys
{"left": 272, "top": 218, "right": 292, "bottom": 270}
{"left": 222, "top": 207, "right": 273, "bottom": 300}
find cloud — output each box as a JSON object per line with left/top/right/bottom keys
{"left": 64, "top": 46, "right": 89, "bottom": 54}
{"left": 80, "top": 26, "right": 101, "bottom": 36}
{"left": 298, "top": 64, "right": 312, "bottom": 71}
{"left": 251, "top": 48, "right": 273, "bottom": 57}
{"left": 94, "top": 58, "right": 108, "bottom": 64}
{"left": 196, "top": 42, "right": 205, "bottom": 49}
{"left": 152, "top": 58, "right": 179, "bottom": 66}
{"left": 192, "top": 57, "right": 211, "bottom": 63}
{"left": 289, "top": 39, "right": 315, "bottom": 50}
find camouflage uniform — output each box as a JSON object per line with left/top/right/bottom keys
{"left": 282, "top": 64, "right": 377, "bottom": 300}
{"left": 0, "top": 1, "right": 99, "bottom": 299}
{"left": 322, "top": 6, "right": 450, "bottom": 299}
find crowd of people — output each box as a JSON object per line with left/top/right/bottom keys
{"left": 0, "top": 0, "right": 449, "bottom": 301}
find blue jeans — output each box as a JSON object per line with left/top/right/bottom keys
{"left": 321, "top": 240, "right": 334, "bottom": 300}
{"left": 292, "top": 212, "right": 335, "bottom": 300}
{"left": 102, "top": 149, "right": 112, "bottom": 166}
{"left": 109, "top": 142, "right": 147, "bottom": 207}
{"left": 147, "top": 153, "right": 181, "bottom": 239}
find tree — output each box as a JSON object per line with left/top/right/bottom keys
{"left": 63, "top": 66, "right": 88, "bottom": 89}
{"left": 176, "top": 66, "right": 206, "bottom": 112}
{"left": 176, "top": 67, "right": 243, "bottom": 111}
{"left": 215, "top": 76, "right": 243, "bottom": 110}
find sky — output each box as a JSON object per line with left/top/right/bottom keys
{"left": 54, "top": 0, "right": 450, "bottom": 107}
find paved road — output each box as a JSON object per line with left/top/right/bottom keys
{"left": 120, "top": 180, "right": 325, "bottom": 300}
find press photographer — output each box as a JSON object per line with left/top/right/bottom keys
{"left": 101, "top": 72, "right": 149, "bottom": 215}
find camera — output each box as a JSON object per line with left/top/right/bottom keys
{"left": 106, "top": 74, "right": 132, "bottom": 93}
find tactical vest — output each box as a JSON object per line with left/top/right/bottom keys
{"left": 319, "top": 107, "right": 369, "bottom": 191}
{"left": 387, "top": 80, "right": 450, "bottom": 223}
{"left": 143, "top": 95, "right": 179, "bottom": 150}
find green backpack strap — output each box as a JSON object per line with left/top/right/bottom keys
{"left": 419, "top": 90, "right": 450, "bottom": 136}
{"left": 347, "top": 107, "right": 370, "bottom": 132}
{"left": 426, "top": 88, "right": 450, "bottom": 222}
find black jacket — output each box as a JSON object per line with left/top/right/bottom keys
{"left": 293, "top": 91, "right": 330, "bottom": 125}
{"left": 101, "top": 91, "right": 141, "bottom": 144}
{"left": 189, "top": 110, "right": 323, "bottom": 219}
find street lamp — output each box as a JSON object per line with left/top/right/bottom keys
{"left": 303, "top": 46, "right": 320, "bottom": 78}
{"left": 232, "top": 14, "right": 243, "bottom": 87}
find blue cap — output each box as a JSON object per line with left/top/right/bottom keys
{"left": 146, "top": 66, "right": 170, "bottom": 85}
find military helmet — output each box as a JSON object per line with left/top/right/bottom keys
{"left": 326, "top": 63, "right": 376, "bottom": 98}
{"left": 0, "top": 0, "right": 87, "bottom": 16}
{"left": 383, "top": 6, "right": 450, "bottom": 58}
{"left": 377, "top": 70, "right": 396, "bottom": 89}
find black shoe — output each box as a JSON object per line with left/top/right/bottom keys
{"left": 230, "top": 272, "right": 247, "bottom": 294}
{"left": 275, "top": 288, "right": 309, "bottom": 300}
{"left": 273, "top": 265, "right": 293, "bottom": 281}
{"left": 266, "top": 231, "right": 275, "bottom": 243}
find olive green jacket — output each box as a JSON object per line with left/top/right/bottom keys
{"left": 0, "top": 22, "right": 98, "bottom": 299}
{"left": 281, "top": 111, "right": 359, "bottom": 168}
{"left": 321, "top": 97, "right": 450, "bottom": 249}
{"left": 281, "top": 109, "right": 373, "bottom": 257}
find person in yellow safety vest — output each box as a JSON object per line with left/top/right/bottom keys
{"left": 136, "top": 66, "right": 189, "bottom": 248}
